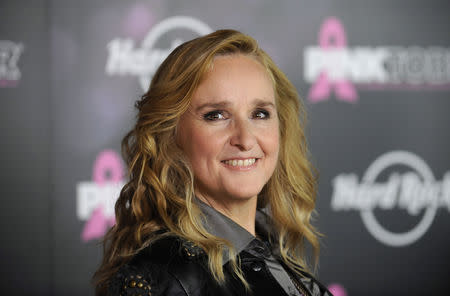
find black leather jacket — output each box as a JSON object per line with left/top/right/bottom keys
{"left": 107, "top": 235, "right": 332, "bottom": 296}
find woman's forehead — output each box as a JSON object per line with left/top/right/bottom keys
{"left": 191, "top": 55, "right": 275, "bottom": 103}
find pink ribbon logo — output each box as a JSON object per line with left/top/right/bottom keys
{"left": 308, "top": 17, "right": 358, "bottom": 103}
{"left": 81, "top": 150, "right": 124, "bottom": 242}
{"left": 327, "top": 283, "right": 348, "bottom": 296}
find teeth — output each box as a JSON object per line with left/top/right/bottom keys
{"left": 224, "top": 158, "right": 256, "bottom": 167}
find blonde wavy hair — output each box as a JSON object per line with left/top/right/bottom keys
{"left": 94, "top": 29, "right": 319, "bottom": 295}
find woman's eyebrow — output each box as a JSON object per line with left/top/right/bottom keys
{"left": 253, "top": 98, "right": 276, "bottom": 109}
{"left": 195, "top": 101, "right": 231, "bottom": 112}
{"left": 194, "top": 98, "right": 275, "bottom": 112}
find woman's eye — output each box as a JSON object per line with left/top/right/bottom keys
{"left": 253, "top": 109, "right": 270, "bottom": 119}
{"left": 203, "top": 111, "right": 226, "bottom": 121}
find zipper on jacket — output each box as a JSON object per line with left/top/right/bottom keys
{"left": 287, "top": 271, "right": 311, "bottom": 296}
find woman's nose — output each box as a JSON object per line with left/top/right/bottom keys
{"left": 229, "top": 119, "right": 256, "bottom": 151}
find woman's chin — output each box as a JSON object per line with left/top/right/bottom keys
{"left": 221, "top": 189, "right": 261, "bottom": 202}
{"left": 195, "top": 182, "right": 264, "bottom": 204}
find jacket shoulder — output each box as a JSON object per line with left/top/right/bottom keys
{"left": 107, "top": 236, "right": 208, "bottom": 296}
{"left": 108, "top": 261, "right": 163, "bottom": 296}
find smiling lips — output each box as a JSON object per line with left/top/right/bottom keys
{"left": 222, "top": 158, "right": 257, "bottom": 168}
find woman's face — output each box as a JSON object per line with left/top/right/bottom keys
{"left": 177, "top": 54, "right": 279, "bottom": 204}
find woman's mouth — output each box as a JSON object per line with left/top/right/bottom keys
{"left": 222, "top": 158, "right": 257, "bottom": 167}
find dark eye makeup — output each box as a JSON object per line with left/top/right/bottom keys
{"left": 202, "top": 109, "right": 271, "bottom": 121}
{"left": 203, "top": 110, "right": 226, "bottom": 121}
{"left": 253, "top": 109, "right": 270, "bottom": 119}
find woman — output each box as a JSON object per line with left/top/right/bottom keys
{"left": 94, "top": 29, "right": 332, "bottom": 296}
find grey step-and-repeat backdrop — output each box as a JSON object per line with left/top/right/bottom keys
{"left": 1, "top": 0, "right": 449, "bottom": 295}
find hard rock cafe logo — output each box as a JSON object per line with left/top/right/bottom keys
{"left": 105, "top": 16, "right": 212, "bottom": 91}
{"left": 0, "top": 40, "right": 24, "bottom": 88}
{"left": 331, "top": 151, "right": 450, "bottom": 247}
{"left": 304, "top": 17, "right": 450, "bottom": 103}
{"left": 76, "top": 150, "right": 124, "bottom": 242}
